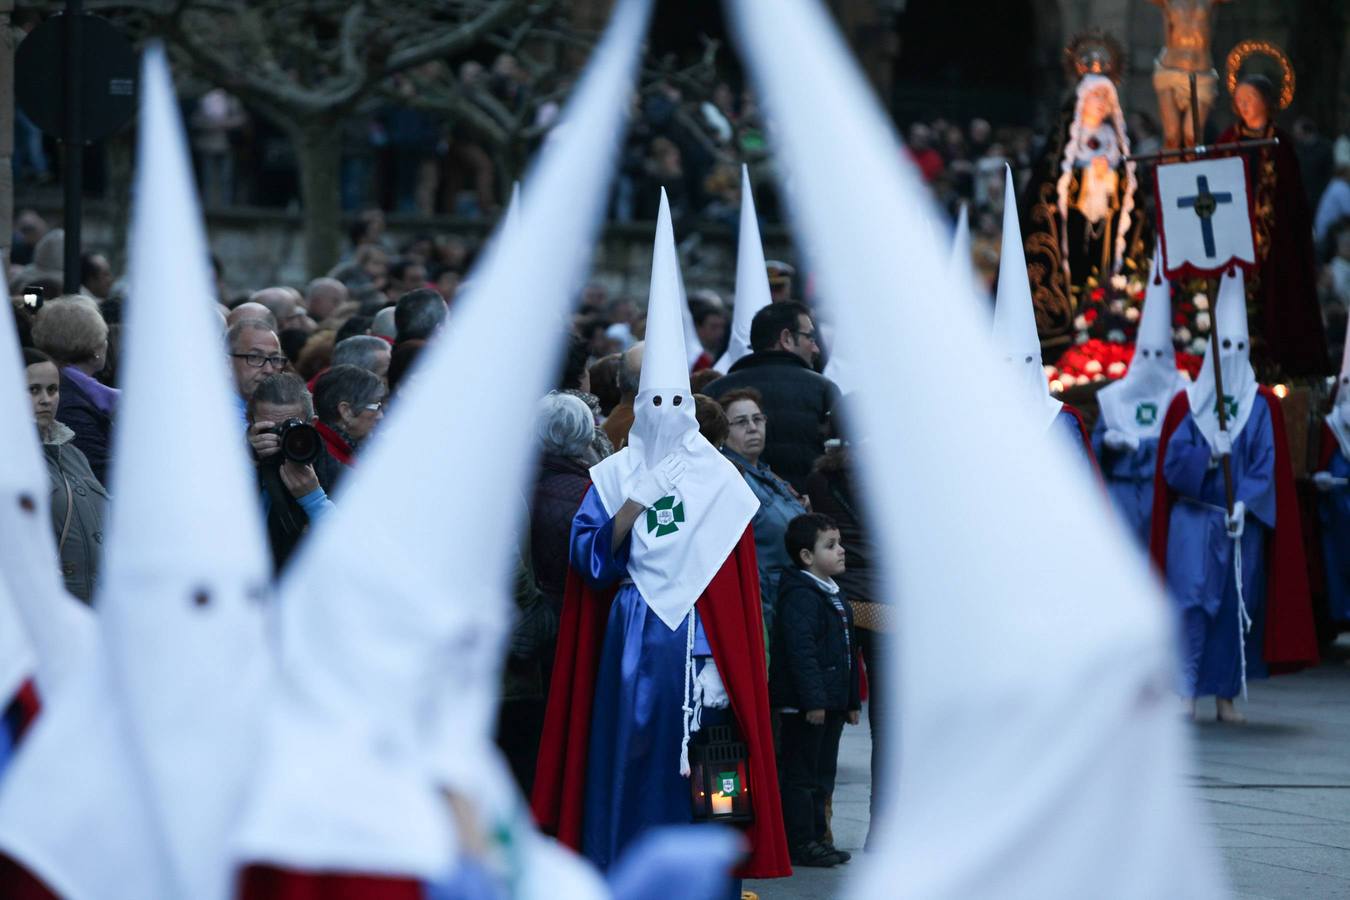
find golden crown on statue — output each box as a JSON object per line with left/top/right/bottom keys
{"left": 1063, "top": 30, "right": 1124, "bottom": 84}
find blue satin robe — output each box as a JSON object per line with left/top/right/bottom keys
{"left": 1162, "top": 404, "right": 1276, "bottom": 698}
{"left": 1319, "top": 445, "right": 1350, "bottom": 623}
{"left": 1092, "top": 419, "right": 1162, "bottom": 546}
{"left": 1054, "top": 408, "right": 1093, "bottom": 467}
{"left": 570, "top": 487, "right": 711, "bottom": 872}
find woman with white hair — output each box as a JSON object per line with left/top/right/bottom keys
{"left": 31, "top": 296, "right": 118, "bottom": 485}
{"left": 498, "top": 392, "right": 605, "bottom": 794}
{"left": 531, "top": 392, "right": 605, "bottom": 613}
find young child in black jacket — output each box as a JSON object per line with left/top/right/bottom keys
{"left": 770, "top": 513, "right": 861, "bottom": 868}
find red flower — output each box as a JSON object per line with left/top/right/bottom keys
{"left": 1090, "top": 287, "right": 1106, "bottom": 302}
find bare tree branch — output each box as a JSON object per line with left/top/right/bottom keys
{"left": 384, "top": 0, "right": 533, "bottom": 72}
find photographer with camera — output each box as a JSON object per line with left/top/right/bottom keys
{"left": 246, "top": 372, "right": 342, "bottom": 572}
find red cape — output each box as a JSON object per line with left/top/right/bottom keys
{"left": 1148, "top": 388, "right": 1319, "bottom": 672}
{"left": 530, "top": 519, "right": 791, "bottom": 879}
{"left": 237, "top": 865, "right": 422, "bottom": 899}
{"left": 0, "top": 854, "right": 57, "bottom": 900}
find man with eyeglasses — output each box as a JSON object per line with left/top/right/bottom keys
{"left": 227, "top": 317, "right": 287, "bottom": 423}
{"left": 706, "top": 301, "right": 841, "bottom": 491}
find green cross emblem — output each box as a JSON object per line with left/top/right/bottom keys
{"left": 1135, "top": 402, "right": 1158, "bottom": 426}
{"left": 645, "top": 495, "right": 685, "bottom": 537}
{"left": 1215, "top": 394, "right": 1238, "bottom": 420}
{"left": 717, "top": 770, "right": 742, "bottom": 797}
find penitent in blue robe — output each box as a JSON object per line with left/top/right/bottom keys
{"left": 1163, "top": 403, "right": 1276, "bottom": 698}
{"left": 570, "top": 488, "right": 713, "bottom": 873}
{"left": 1092, "top": 419, "right": 1162, "bottom": 546}
{"left": 1319, "top": 444, "right": 1350, "bottom": 623}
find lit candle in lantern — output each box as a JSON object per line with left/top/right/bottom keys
{"left": 711, "top": 792, "right": 733, "bottom": 816}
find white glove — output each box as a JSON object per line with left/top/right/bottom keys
{"left": 1225, "top": 499, "right": 1246, "bottom": 539}
{"left": 1212, "top": 430, "right": 1233, "bottom": 459}
{"left": 629, "top": 453, "right": 688, "bottom": 508}
{"left": 1103, "top": 429, "right": 1140, "bottom": 453}
{"left": 1313, "top": 471, "right": 1349, "bottom": 492}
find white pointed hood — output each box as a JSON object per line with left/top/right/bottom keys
{"left": 0, "top": 45, "right": 272, "bottom": 900}
{"left": 590, "top": 189, "right": 758, "bottom": 630}
{"left": 1327, "top": 325, "right": 1350, "bottom": 459}
{"left": 1097, "top": 247, "right": 1187, "bottom": 439}
{"left": 993, "top": 164, "right": 1062, "bottom": 430}
{"left": 1187, "top": 266, "right": 1260, "bottom": 452}
{"left": 727, "top": 1, "right": 1225, "bottom": 897}
{"left": 235, "top": 0, "right": 653, "bottom": 887}
{"left": 103, "top": 44, "right": 273, "bottom": 900}
{"left": 0, "top": 279, "right": 93, "bottom": 702}
{"left": 0, "top": 580, "right": 34, "bottom": 750}
{"left": 716, "top": 165, "right": 772, "bottom": 372}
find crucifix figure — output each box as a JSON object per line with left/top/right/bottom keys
{"left": 1151, "top": 0, "right": 1231, "bottom": 150}
{"left": 1176, "top": 174, "right": 1233, "bottom": 257}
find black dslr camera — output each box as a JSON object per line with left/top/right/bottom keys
{"left": 266, "top": 418, "right": 321, "bottom": 466}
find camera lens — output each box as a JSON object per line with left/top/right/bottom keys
{"left": 277, "top": 419, "right": 321, "bottom": 465}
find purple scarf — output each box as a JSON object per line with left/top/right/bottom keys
{"left": 62, "top": 366, "right": 119, "bottom": 417}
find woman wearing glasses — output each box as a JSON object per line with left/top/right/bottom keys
{"left": 719, "top": 387, "right": 809, "bottom": 636}
{"left": 313, "top": 364, "right": 387, "bottom": 468}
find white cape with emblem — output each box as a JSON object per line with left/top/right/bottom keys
{"left": 590, "top": 189, "right": 758, "bottom": 631}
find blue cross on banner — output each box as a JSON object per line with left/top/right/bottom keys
{"left": 1155, "top": 156, "right": 1256, "bottom": 279}
{"left": 1175, "top": 175, "right": 1233, "bottom": 257}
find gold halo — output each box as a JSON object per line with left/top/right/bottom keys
{"left": 1064, "top": 30, "right": 1124, "bottom": 84}
{"left": 1226, "top": 40, "right": 1295, "bottom": 110}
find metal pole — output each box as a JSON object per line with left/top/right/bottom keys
{"left": 0, "top": 1, "right": 14, "bottom": 267}
{"left": 1126, "top": 137, "right": 1279, "bottom": 165}
{"left": 1189, "top": 70, "right": 1236, "bottom": 515}
{"left": 62, "top": 0, "right": 82, "bottom": 294}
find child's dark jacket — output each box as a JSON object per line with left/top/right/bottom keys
{"left": 770, "top": 567, "right": 861, "bottom": 712}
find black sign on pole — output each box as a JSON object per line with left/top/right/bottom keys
{"left": 15, "top": 8, "right": 138, "bottom": 294}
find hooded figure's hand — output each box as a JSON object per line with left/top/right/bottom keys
{"left": 630, "top": 453, "right": 688, "bottom": 508}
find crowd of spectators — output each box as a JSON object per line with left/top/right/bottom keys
{"left": 8, "top": 219, "right": 896, "bottom": 849}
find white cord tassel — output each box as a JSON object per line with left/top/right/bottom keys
{"left": 679, "top": 612, "right": 696, "bottom": 777}
{"left": 1233, "top": 535, "right": 1252, "bottom": 701}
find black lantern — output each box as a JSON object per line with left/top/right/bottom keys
{"left": 689, "top": 724, "right": 754, "bottom": 824}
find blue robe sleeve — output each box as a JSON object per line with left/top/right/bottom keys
{"left": 1235, "top": 402, "right": 1277, "bottom": 530}
{"left": 569, "top": 486, "right": 632, "bottom": 589}
{"left": 1163, "top": 416, "right": 1215, "bottom": 501}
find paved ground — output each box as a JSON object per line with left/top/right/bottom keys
{"left": 749, "top": 640, "right": 1350, "bottom": 899}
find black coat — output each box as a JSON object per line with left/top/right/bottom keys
{"left": 530, "top": 454, "right": 592, "bottom": 611}
{"left": 258, "top": 444, "right": 344, "bottom": 573}
{"left": 770, "top": 567, "right": 860, "bottom": 713}
{"left": 706, "top": 351, "right": 840, "bottom": 491}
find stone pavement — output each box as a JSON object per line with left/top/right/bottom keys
{"left": 749, "top": 640, "right": 1350, "bottom": 899}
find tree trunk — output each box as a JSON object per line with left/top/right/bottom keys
{"left": 292, "top": 118, "right": 342, "bottom": 279}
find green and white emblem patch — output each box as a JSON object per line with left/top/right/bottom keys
{"left": 645, "top": 495, "right": 685, "bottom": 537}
{"left": 1135, "top": 402, "right": 1158, "bottom": 426}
